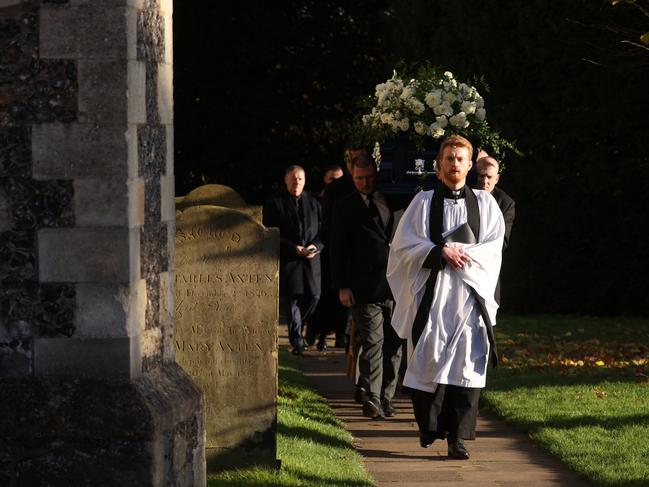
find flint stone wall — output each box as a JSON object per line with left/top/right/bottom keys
{"left": 0, "top": 1, "right": 204, "bottom": 485}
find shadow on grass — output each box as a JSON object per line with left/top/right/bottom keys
{"left": 279, "top": 464, "right": 374, "bottom": 487}
{"left": 488, "top": 411, "right": 649, "bottom": 433}
{"left": 279, "top": 422, "right": 355, "bottom": 450}
{"left": 486, "top": 366, "right": 644, "bottom": 390}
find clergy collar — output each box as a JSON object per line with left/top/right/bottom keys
{"left": 442, "top": 185, "right": 466, "bottom": 200}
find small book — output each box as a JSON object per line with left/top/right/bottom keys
{"left": 442, "top": 222, "right": 476, "bottom": 244}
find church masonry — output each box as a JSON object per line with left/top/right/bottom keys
{"left": 0, "top": 0, "right": 205, "bottom": 484}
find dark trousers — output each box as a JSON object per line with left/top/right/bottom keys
{"left": 283, "top": 293, "right": 319, "bottom": 350}
{"left": 411, "top": 385, "right": 481, "bottom": 441}
{"left": 351, "top": 300, "right": 403, "bottom": 402}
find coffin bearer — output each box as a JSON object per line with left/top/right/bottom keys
{"left": 474, "top": 155, "right": 515, "bottom": 304}
{"left": 263, "top": 165, "right": 323, "bottom": 355}
{"left": 330, "top": 152, "right": 403, "bottom": 418}
{"left": 387, "top": 135, "right": 504, "bottom": 459}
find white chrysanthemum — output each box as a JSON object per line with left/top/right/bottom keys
{"left": 460, "top": 100, "right": 476, "bottom": 114}
{"left": 449, "top": 111, "right": 467, "bottom": 128}
{"left": 399, "top": 86, "right": 415, "bottom": 100}
{"left": 475, "top": 108, "right": 486, "bottom": 121}
{"left": 407, "top": 98, "right": 425, "bottom": 115}
{"left": 414, "top": 121, "right": 427, "bottom": 135}
{"left": 424, "top": 90, "right": 442, "bottom": 108}
{"left": 435, "top": 115, "right": 448, "bottom": 128}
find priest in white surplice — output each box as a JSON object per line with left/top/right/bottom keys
{"left": 387, "top": 135, "right": 504, "bottom": 460}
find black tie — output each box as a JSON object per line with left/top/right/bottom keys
{"left": 367, "top": 193, "right": 384, "bottom": 231}
{"left": 295, "top": 197, "right": 305, "bottom": 244}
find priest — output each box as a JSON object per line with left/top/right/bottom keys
{"left": 386, "top": 135, "right": 504, "bottom": 460}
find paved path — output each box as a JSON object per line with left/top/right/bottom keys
{"left": 282, "top": 326, "right": 591, "bottom": 486}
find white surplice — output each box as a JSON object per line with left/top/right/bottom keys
{"left": 387, "top": 189, "right": 504, "bottom": 393}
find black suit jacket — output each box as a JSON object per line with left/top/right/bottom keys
{"left": 320, "top": 172, "right": 355, "bottom": 246}
{"left": 330, "top": 190, "right": 399, "bottom": 304}
{"left": 263, "top": 191, "right": 323, "bottom": 296}
{"left": 491, "top": 186, "right": 515, "bottom": 250}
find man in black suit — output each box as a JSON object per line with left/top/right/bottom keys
{"left": 318, "top": 149, "right": 362, "bottom": 349}
{"left": 263, "top": 165, "right": 323, "bottom": 355}
{"left": 475, "top": 156, "right": 515, "bottom": 304}
{"left": 330, "top": 152, "right": 403, "bottom": 418}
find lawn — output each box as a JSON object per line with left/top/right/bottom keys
{"left": 482, "top": 315, "right": 649, "bottom": 487}
{"left": 208, "top": 349, "right": 374, "bottom": 487}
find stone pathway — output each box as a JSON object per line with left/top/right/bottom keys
{"left": 282, "top": 326, "right": 591, "bottom": 486}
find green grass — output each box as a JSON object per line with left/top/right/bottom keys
{"left": 208, "top": 349, "right": 374, "bottom": 487}
{"left": 483, "top": 315, "right": 649, "bottom": 487}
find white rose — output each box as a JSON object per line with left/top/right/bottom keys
{"left": 414, "top": 121, "right": 427, "bottom": 135}
{"left": 433, "top": 101, "right": 452, "bottom": 116}
{"left": 475, "top": 97, "right": 484, "bottom": 109}
{"left": 380, "top": 113, "right": 392, "bottom": 124}
{"left": 460, "top": 100, "right": 476, "bottom": 114}
{"left": 424, "top": 90, "right": 442, "bottom": 108}
{"left": 475, "top": 108, "right": 486, "bottom": 121}
{"left": 399, "top": 86, "right": 415, "bottom": 100}
{"left": 443, "top": 71, "right": 454, "bottom": 79}
{"left": 435, "top": 115, "right": 448, "bottom": 128}
{"left": 429, "top": 124, "right": 445, "bottom": 138}
{"left": 449, "top": 112, "right": 467, "bottom": 128}
{"left": 443, "top": 91, "right": 457, "bottom": 104}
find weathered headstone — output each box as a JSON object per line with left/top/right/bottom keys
{"left": 175, "top": 205, "right": 279, "bottom": 470}
{"left": 176, "top": 183, "right": 263, "bottom": 223}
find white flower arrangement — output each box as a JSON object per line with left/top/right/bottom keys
{"left": 350, "top": 64, "right": 520, "bottom": 165}
{"left": 361, "top": 69, "right": 486, "bottom": 144}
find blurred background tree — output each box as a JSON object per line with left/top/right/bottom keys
{"left": 174, "top": 0, "right": 649, "bottom": 316}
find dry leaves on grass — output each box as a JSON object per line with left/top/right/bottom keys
{"left": 498, "top": 335, "right": 649, "bottom": 379}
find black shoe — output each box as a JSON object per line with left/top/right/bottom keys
{"left": 305, "top": 327, "right": 316, "bottom": 347}
{"left": 316, "top": 336, "right": 327, "bottom": 352}
{"left": 447, "top": 440, "right": 470, "bottom": 460}
{"left": 354, "top": 386, "right": 367, "bottom": 404}
{"left": 381, "top": 398, "right": 396, "bottom": 417}
{"left": 291, "top": 347, "right": 303, "bottom": 356}
{"left": 419, "top": 433, "right": 435, "bottom": 448}
{"left": 362, "top": 397, "right": 384, "bottom": 419}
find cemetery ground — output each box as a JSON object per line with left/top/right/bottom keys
{"left": 210, "top": 315, "right": 648, "bottom": 486}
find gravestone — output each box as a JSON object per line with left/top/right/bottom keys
{"left": 176, "top": 183, "right": 262, "bottom": 223}
{"left": 175, "top": 205, "right": 279, "bottom": 470}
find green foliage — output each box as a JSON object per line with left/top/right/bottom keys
{"left": 484, "top": 315, "right": 649, "bottom": 486}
